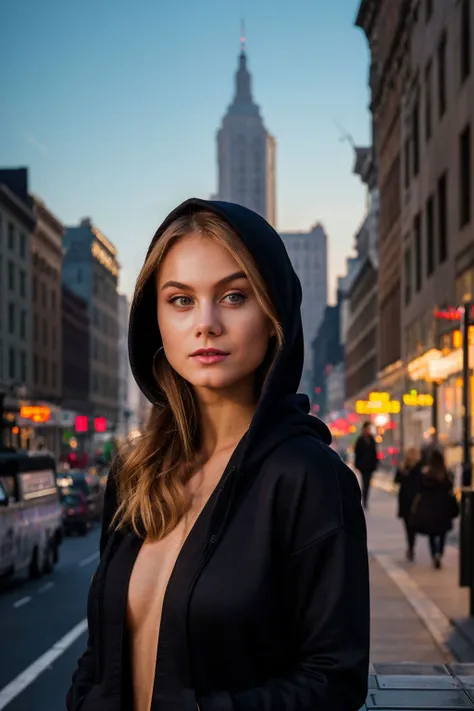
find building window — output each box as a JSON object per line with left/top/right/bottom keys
{"left": 42, "top": 358, "right": 48, "bottom": 386}
{"left": 426, "top": 0, "right": 433, "bottom": 21}
{"left": 8, "top": 303, "right": 14, "bottom": 335}
{"left": 19, "top": 233, "right": 26, "bottom": 259}
{"left": 437, "top": 171, "right": 448, "bottom": 262}
{"left": 404, "top": 247, "right": 412, "bottom": 305}
{"left": 20, "top": 270, "right": 26, "bottom": 298}
{"left": 77, "top": 268, "right": 82, "bottom": 283}
{"left": 20, "top": 352, "right": 26, "bottom": 383}
{"left": 43, "top": 319, "right": 48, "bottom": 346}
{"left": 8, "top": 223, "right": 14, "bottom": 250}
{"left": 51, "top": 291, "right": 56, "bottom": 312}
{"left": 460, "top": 123, "right": 471, "bottom": 227}
{"left": 412, "top": 98, "right": 420, "bottom": 176}
{"left": 34, "top": 355, "right": 39, "bottom": 383}
{"left": 33, "top": 276, "right": 37, "bottom": 300}
{"left": 438, "top": 32, "right": 447, "bottom": 117}
{"left": 52, "top": 363, "right": 57, "bottom": 389}
{"left": 426, "top": 195, "right": 435, "bottom": 276}
{"left": 41, "top": 283, "right": 46, "bottom": 308}
{"left": 20, "top": 309, "right": 26, "bottom": 340}
{"left": 34, "top": 314, "right": 38, "bottom": 342}
{"left": 424, "top": 61, "right": 432, "bottom": 141}
{"left": 8, "top": 261, "right": 14, "bottom": 291}
{"left": 461, "top": 0, "right": 471, "bottom": 83}
{"left": 414, "top": 213, "right": 422, "bottom": 292}
{"left": 9, "top": 347, "right": 15, "bottom": 379}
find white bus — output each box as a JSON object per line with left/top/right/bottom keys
{"left": 0, "top": 451, "right": 63, "bottom": 579}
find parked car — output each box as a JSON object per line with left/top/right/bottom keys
{"left": 60, "top": 490, "right": 90, "bottom": 535}
{"left": 56, "top": 470, "right": 103, "bottom": 522}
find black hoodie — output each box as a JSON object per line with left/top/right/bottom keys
{"left": 67, "top": 199, "right": 369, "bottom": 711}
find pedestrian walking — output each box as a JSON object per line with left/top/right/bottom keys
{"left": 354, "top": 421, "right": 378, "bottom": 509}
{"left": 67, "top": 199, "right": 370, "bottom": 711}
{"left": 394, "top": 447, "right": 422, "bottom": 561}
{"left": 410, "top": 448, "right": 459, "bottom": 569}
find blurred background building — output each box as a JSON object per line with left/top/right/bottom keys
{"left": 281, "top": 224, "right": 328, "bottom": 399}
{"left": 214, "top": 37, "right": 276, "bottom": 226}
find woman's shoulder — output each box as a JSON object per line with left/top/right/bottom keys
{"left": 260, "top": 435, "right": 365, "bottom": 541}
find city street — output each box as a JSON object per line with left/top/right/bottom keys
{"left": 1, "top": 480, "right": 474, "bottom": 710}
{"left": 0, "top": 526, "right": 100, "bottom": 711}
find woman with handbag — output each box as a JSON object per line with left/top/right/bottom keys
{"left": 410, "top": 448, "right": 459, "bottom": 569}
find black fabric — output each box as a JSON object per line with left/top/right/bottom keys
{"left": 67, "top": 199, "right": 369, "bottom": 711}
{"left": 394, "top": 463, "right": 423, "bottom": 520}
{"left": 410, "top": 475, "right": 457, "bottom": 535}
{"left": 354, "top": 434, "right": 377, "bottom": 475}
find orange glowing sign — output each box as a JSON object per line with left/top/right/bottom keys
{"left": 20, "top": 406, "right": 51, "bottom": 423}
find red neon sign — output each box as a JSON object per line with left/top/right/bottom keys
{"left": 94, "top": 417, "right": 107, "bottom": 433}
{"left": 434, "top": 306, "right": 474, "bottom": 320}
{"left": 75, "top": 416, "right": 88, "bottom": 433}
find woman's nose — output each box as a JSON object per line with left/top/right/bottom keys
{"left": 194, "top": 303, "right": 223, "bottom": 337}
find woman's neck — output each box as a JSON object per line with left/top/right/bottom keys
{"left": 196, "top": 386, "right": 256, "bottom": 459}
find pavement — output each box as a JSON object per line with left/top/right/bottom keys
{"left": 1, "top": 478, "right": 474, "bottom": 710}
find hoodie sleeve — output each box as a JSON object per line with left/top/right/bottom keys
{"left": 198, "top": 448, "right": 370, "bottom": 711}
{"left": 65, "top": 465, "right": 119, "bottom": 711}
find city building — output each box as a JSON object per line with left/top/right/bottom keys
{"left": 215, "top": 35, "right": 276, "bottom": 225}
{"left": 281, "top": 224, "right": 328, "bottom": 398}
{"left": 0, "top": 168, "right": 35, "bottom": 448}
{"left": 30, "top": 197, "right": 64, "bottom": 405}
{"left": 344, "top": 147, "right": 380, "bottom": 410}
{"left": 401, "top": 0, "right": 474, "bottom": 463}
{"left": 62, "top": 285, "right": 90, "bottom": 415}
{"left": 311, "top": 302, "right": 343, "bottom": 418}
{"left": 117, "top": 293, "right": 131, "bottom": 439}
{"left": 61, "top": 285, "right": 91, "bottom": 456}
{"left": 63, "top": 218, "right": 120, "bottom": 430}
{"left": 356, "top": 0, "right": 409, "bottom": 410}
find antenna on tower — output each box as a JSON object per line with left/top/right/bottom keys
{"left": 332, "top": 117, "right": 355, "bottom": 149}
{"left": 240, "top": 19, "right": 246, "bottom": 52}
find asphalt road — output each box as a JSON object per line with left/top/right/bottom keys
{"left": 0, "top": 525, "right": 101, "bottom": 711}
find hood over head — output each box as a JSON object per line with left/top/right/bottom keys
{"left": 128, "top": 198, "right": 331, "bottom": 467}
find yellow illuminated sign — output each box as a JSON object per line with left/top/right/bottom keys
{"left": 20, "top": 406, "right": 51, "bottom": 423}
{"left": 356, "top": 391, "right": 400, "bottom": 415}
{"left": 403, "top": 392, "right": 434, "bottom": 407}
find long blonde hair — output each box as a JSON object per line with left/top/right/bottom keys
{"left": 113, "top": 211, "right": 284, "bottom": 540}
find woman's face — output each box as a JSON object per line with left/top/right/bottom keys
{"left": 156, "top": 232, "right": 274, "bottom": 396}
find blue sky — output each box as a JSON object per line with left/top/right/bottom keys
{"left": 2, "top": 0, "right": 370, "bottom": 302}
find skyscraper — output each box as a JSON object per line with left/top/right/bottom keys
{"left": 215, "top": 33, "right": 276, "bottom": 225}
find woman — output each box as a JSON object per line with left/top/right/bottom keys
{"left": 394, "top": 447, "right": 422, "bottom": 562}
{"left": 67, "top": 199, "right": 370, "bottom": 711}
{"left": 411, "top": 448, "right": 459, "bottom": 569}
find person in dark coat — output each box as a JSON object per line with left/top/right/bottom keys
{"left": 394, "top": 447, "right": 422, "bottom": 561}
{"left": 354, "top": 421, "right": 378, "bottom": 509}
{"left": 411, "top": 448, "right": 459, "bottom": 569}
{"left": 66, "top": 200, "right": 370, "bottom": 711}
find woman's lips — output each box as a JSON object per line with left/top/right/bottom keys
{"left": 191, "top": 353, "right": 229, "bottom": 365}
{"left": 190, "top": 349, "right": 229, "bottom": 365}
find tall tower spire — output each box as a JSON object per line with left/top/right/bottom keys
{"left": 240, "top": 19, "right": 246, "bottom": 53}
{"left": 234, "top": 21, "right": 252, "bottom": 104}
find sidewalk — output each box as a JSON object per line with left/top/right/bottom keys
{"left": 366, "top": 475, "right": 474, "bottom": 663}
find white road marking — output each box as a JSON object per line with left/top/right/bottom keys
{"left": 38, "top": 582, "right": 54, "bottom": 594}
{"left": 0, "top": 618, "right": 88, "bottom": 710}
{"left": 78, "top": 551, "right": 99, "bottom": 567}
{"left": 373, "top": 551, "right": 453, "bottom": 660}
{"left": 13, "top": 597, "right": 31, "bottom": 609}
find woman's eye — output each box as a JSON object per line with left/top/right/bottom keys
{"left": 224, "top": 292, "right": 245, "bottom": 304}
{"left": 171, "top": 295, "right": 192, "bottom": 307}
